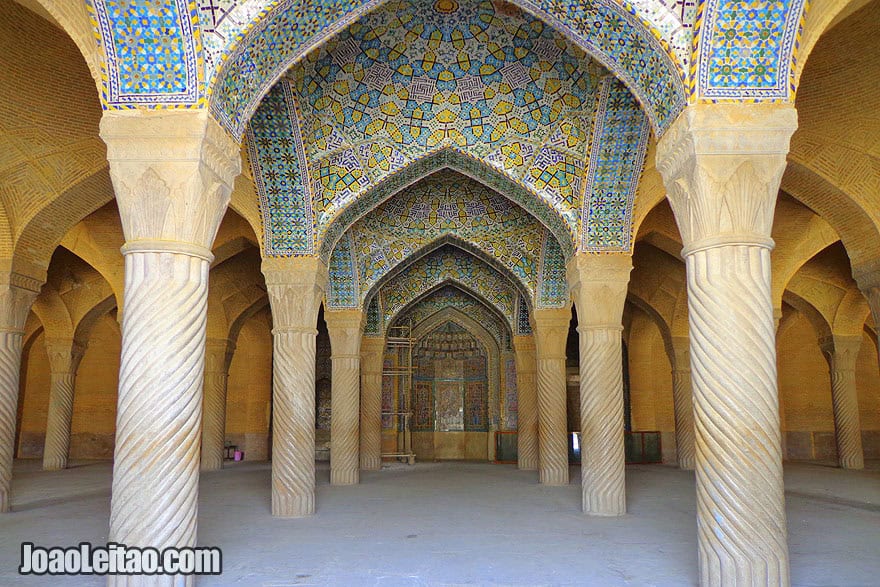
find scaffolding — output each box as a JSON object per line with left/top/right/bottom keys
{"left": 381, "top": 323, "right": 416, "bottom": 465}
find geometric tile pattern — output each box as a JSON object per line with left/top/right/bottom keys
{"left": 319, "top": 149, "right": 577, "bottom": 260}
{"left": 538, "top": 231, "right": 568, "bottom": 308}
{"left": 580, "top": 76, "right": 651, "bottom": 252}
{"left": 208, "top": 0, "right": 687, "bottom": 136}
{"left": 329, "top": 170, "right": 555, "bottom": 307}
{"left": 327, "top": 232, "right": 359, "bottom": 308}
{"left": 391, "top": 285, "right": 513, "bottom": 351}
{"left": 378, "top": 245, "right": 519, "bottom": 331}
{"left": 516, "top": 294, "right": 533, "bottom": 336}
{"left": 695, "top": 0, "right": 808, "bottom": 100}
{"left": 246, "top": 81, "right": 314, "bottom": 255}
{"left": 504, "top": 356, "right": 517, "bottom": 430}
{"left": 287, "top": 0, "right": 601, "bottom": 236}
{"left": 88, "top": 0, "right": 203, "bottom": 107}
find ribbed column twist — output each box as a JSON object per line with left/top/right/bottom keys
{"left": 42, "top": 339, "right": 86, "bottom": 471}
{"left": 272, "top": 328, "right": 318, "bottom": 515}
{"left": 657, "top": 103, "right": 796, "bottom": 586}
{"left": 532, "top": 308, "right": 570, "bottom": 486}
{"left": 262, "top": 257, "right": 327, "bottom": 517}
{"left": 200, "top": 339, "right": 233, "bottom": 471}
{"left": 108, "top": 247, "right": 214, "bottom": 587}
{"left": 820, "top": 336, "right": 864, "bottom": 470}
{"left": 513, "top": 335, "right": 538, "bottom": 471}
{"left": 670, "top": 337, "right": 695, "bottom": 470}
{"left": 567, "top": 253, "right": 631, "bottom": 516}
{"left": 359, "top": 337, "right": 385, "bottom": 471}
{"left": 0, "top": 279, "right": 45, "bottom": 512}
{"left": 578, "top": 327, "right": 626, "bottom": 515}
{"left": 326, "top": 309, "right": 364, "bottom": 486}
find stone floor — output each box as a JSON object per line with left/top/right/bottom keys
{"left": 1, "top": 459, "right": 878, "bottom": 586}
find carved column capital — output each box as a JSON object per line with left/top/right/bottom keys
{"left": 100, "top": 110, "right": 241, "bottom": 251}
{"left": 204, "top": 338, "right": 233, "bottom": 374}
{"left": 0, "top": 276, "right": 41, "bottom": 333}
{"left": 669, "top": 336, "right": 690, "bottom": 373}
{"left": 325, "top": 309, "right": 365, "bottom": 358}
{"left": 566, "top": 253, "right": 632, "bottom": 329}
{"left": 819, "top": 335, "right": 862, "bottom": 373}
{"left": 360, "top": 336, "right": 386, "bottom": 371}
{"left": 656, "top": 104, "right": 798, "bottom": 253}
{"left": 853, "top": 260, "right": 880, "bottom": 324}
{"left": 262, "top": 257, "right": 328, "bottom": 332}
{"left": 43, "top": 338, "right": 87, "bottom": 375}
{"left": 531, "top": 307, "right": 571, "bottom": 359}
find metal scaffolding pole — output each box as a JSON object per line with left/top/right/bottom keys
{"left": 381, "top": 324, "right": 416, "bottom": 464}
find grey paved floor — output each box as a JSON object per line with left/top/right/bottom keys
{"left": 1, "top": 459, "right": 878, "bottom": 586}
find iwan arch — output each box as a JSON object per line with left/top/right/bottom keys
{"left": 1, "top": 0, "right": 880, "bottom": 585}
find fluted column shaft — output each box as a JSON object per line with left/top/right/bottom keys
{"left": 326, "top": 309, "right": 364, "bottom": 486}
{"left": 359, "top": 336, "right": 385, "bottom": 471}
{"left": 0, "top": 278, "right": 40, "bottom": 512}
{"left": 670, "top": 337, "right": 695, "bottom": 470}
{"left": 567, "top": 253, "right": 631, "bottom": 516}
{"left": 657, "top": 103, "right": 797, "bottom": 587}
{"left": 200, "top": 339, "right": 234, "bottom": 471}
{"left": 820, "top": 336, "right": 864, "bottom": 470}
{"left": 513, "top": 335, "right": 538, "bottom": 470}
{"left": 101, "top": 110, "right": 240, "bottom": 587}
{"left": 532, "top": 308, "right": 571, "bottom": 486}
{"left": 262, "top": 257, "right": 327, "bottom": 517}
{"left": 42, "top": 339, "right": 87, "bottom": 471}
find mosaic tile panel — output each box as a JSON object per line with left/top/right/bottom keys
{"left": 89, "top": 0, "right": 203, "bottom": 106}
{"left": 209, "top": 0, "right": 685, "bottom": 139}
{"left": 537, "top": 231, "right": 568, "bottom": 308}
{"left": 329, "top": 170, "right": 552, "bottom": 306}
{"left": 286, "top": 0, "right": 602, "bottom": 236}
{"left": 504, "top": 357, "right": 518, "bottom": 430}
{"left": 364, "top": 296, "right": 383, "bottom": 336}
{"left": 382, "top": 356, "right": 395, "bottom": 429}
{"left": 516, "top": 294, "right": 533, "bottom": 335}
{"left": 246, "top": 81, "right": 314, "bottom": 255}
{"left": 379, "top": 246, "right": 518, "bottom": 329}
{"left": 327, "top": 232, "right": 359, "bottom": 308}
{"left": 580, "top": 76, "right": 651, "bottom": 252}
{"left": 392, "top": 285, "right": 513, "bottom": 351}
{"left": 319, "top": 149, "right": 577, "bottom": 261}
{"left": 695, "top": 0, "right": 808, "bottom": 100}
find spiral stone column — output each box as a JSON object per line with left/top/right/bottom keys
{"left": 200, "top": 338, "right": 234, "bottom": 471}
{"left": 513, "top": 335, "right": 538, "bottom": 470}
{"left": 359, "top": 336, "right": 385, "bottom": 471}
{"left": 567, "top": 253, "right": 631, "bottom": 516}
{"left": 532, "top": 307, "right": 571, "bottom": 486}
{"left": 326, "top": 309, "right": 364, "bottom": 485}
{"left": 0, "top": 276, "right": 41, "bottom": 512}
{"left": 819, "top": 336, "right": 864, "bottom": 470}
{"left": 42, "top": 339, "right": 87, "bottom": 471}
{"left": 263, "top": 257, "right": 327, "bottom": 517}
{"left": 657, "top": 103, "right": 797, "bottom": 587}
{"left": 670, "top": 336, "right": 695, "bottom": 470}
{"left": 101, "top": 110, "right": 240, "bottom": 586}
